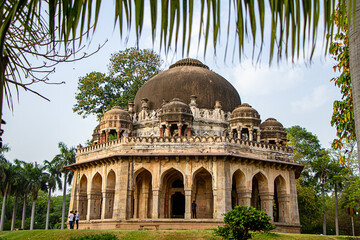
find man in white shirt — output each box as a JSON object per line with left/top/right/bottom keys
{"left": 68, "top": 211, "right": 75, "bottom": 229}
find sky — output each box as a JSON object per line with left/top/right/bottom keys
{"left": 3, "top": 2, "right": 341, "bottom": 178}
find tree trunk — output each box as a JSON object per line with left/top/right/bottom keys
{"left": 351, "top": 215, "right": 355, "bottom": 236}
{"left": 21, "top": 195, "right": 26, "bottom": 229}
{"left": 348, "top": 0, "right": 360, "bottom": 174}
{"left": 30, "top": 200, "right": 36, "bottom": 230}
{"left": 0, "top": 183, "right": 9, "bottom": 231}
{"left": 61, "top": 172, "right": 67, "bottom": 229}
{"left": 334, "top": 183, "right": 339, "bottom": 235}
{"left": 45, "top": 189, "right": 51, "bottom": 230}
{"left": 10, "top": 195, "right": 18, "bottom": 231}
{"left": 322, "top": 183, "right": 326, "bottom": 235}
{"left": 0, "top": 55, "right": 8, "bottom": 149}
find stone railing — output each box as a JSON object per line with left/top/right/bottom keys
{"left": 77, "top": 136, "right": 293, "bottom": 154}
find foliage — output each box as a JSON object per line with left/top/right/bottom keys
{"left": 330, "top": 3, "right": 355, "bottom": 153}
{"left": 69, "top": 233, "right": 118, "bottom": 240}
{"left": 214, "top": 206, "right": 275, "bottom": 240}
{"left": 73, "top": 48, "right": 162, "bottom": 119}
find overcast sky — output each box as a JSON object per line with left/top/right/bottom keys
{"left": 4, "top": 2, "right": 341, "bottom": 174}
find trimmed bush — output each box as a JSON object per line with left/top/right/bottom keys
{"left": 214, "top": 206, "right": 275, "bottom": 240}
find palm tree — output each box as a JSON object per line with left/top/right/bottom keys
{"left": 25, "top": 162, "right": 47, "bottom": 230}
{"left": 43, "top": 159, "right": 62, "bottom": 230}
{"left": 0, "top": 145, "right": 12, "bottom": 231}
{"left": 52, "top": 142, "right": 76, "bottom": 230}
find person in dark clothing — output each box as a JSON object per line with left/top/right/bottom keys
{"left": 75, "top": 210, "right": 80, "bottom": 229}
{"left": 192, "top": 200, "right": 197, "bottom": 218}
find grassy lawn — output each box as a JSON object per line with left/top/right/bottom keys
{"left": 0, "top": 229, "right": 356, "bottom": 240}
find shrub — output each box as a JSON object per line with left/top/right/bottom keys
{"left": 69, "top": 233, "right": 118, "bottom": 240}
{"left": 214, "top": 206, "right": 275, "bottom": 240}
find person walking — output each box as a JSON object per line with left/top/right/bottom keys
{"left": 68, "top": 211, "right": 75, "bottom": 229}
{"left": 192, "top": 200, "right": 197, "bottom": 218}
{"left": 75, "top": 210, "right": 80, "bottom": 229}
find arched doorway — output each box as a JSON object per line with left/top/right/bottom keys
{"left": 251, "top": 172, "right": 268, "bottom": 212}
{"left": 232, "top": 169, "right": 247, "bottom": 208}
{"left": 90, "top": 173, "right": 102, "bottom": 219}
{"left": 274, "top": 175, "right": 288, "bottom": 222}
{"left": 160, "top": 168, "right": 185, "bottom": 218}
{"left": 105, "top": 170, "right": 115, "bottom": 219}
{"left": 78, "top": 175, "right": 88, "bottom": 220}
{"left": 133, "top": 169, "right": 152, "bottom": 219}
{"left": 192, "top": 168, "right": 213, "bottom": 218}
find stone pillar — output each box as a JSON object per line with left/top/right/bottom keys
{"left": 238, "top": 190, "right": 251, "bottom": 206}
{"left": 178, "top": 124, "right": 183, "bottom": 136}
{"left": 86, "top": 194, "right": 91, "bottom": 221}
{"left": 260, "top": 193, "right": 274, "bottom": 219}
{"left": 112, "top": 161, "right": 130, "bottom": 220}
{"left": 184, "top": 189, "right": 192, "bottom": 219}
{"left": 278, "top": 193, "right": 290, "bottom": 222}
{"left": 101, "top": 191, "right": 107, "bottom": 219}
{"left": 249, "top": 129, "right": 253, "bottom": 141}
{"left": 159, "top": 127, "right": 164, "bottom": 137}
{"left": 166, "top": 125, "right": 171, "bottom": 136}
{"left": 68, "top": 170, "right": 78, "bottom": 214}
{"left": 289, "top": 171, "right": 300, "bottom": 224}
{"left": 187, "top": 127, "right": 192, "bottom": 137}
{"left": 100, "top": 132, "right": 105, "bottom": 143}
{"left": 257, "top": 130, "right": 261, "bottom": 142}
{"left": 152, "top": 189, "right": 160, "bottom": 219}
{"left": 117, "top": 130, "right": 121, "bottom": 139}
{"left": 214, "top": 160, "right": 232, "bottom": 219}
{"left": 133, "top": 191, "right": 138, "bottom": 218}
{"left": 105, "top": 131, "right": 109, "bottom": 142}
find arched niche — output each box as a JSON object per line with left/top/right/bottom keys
{"left": 274, "top": 175, "right": 288, "bottom": 222}
{"left": 78, "top": 175, "right": 88, "bottom": 220}
{"left": 104, "top": 170, "right": 116, "bottom": 219}
{"left": 160, "top": 168, "right": 185, "bottom": 218}
{"left": 133, "top": 168, "right": 152, "bottom": 219}
{"left": 90, "top": 172, "right": 102, "bottom": 219}
{"left": 192, "top": 167, "right": 213, "bottom": 218}
{"left": 231, "top": 169, "right": 247, "bottom": 208}
{"left": 251, "top": 171, "right": 269, "bottom": 211}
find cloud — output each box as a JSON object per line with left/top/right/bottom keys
{"left": 290, "top": 85, "right": 333, "bottom": 113}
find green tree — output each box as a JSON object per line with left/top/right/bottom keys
{"left": 52, "top": 142, "right": 76, "bottom": 230}
{"left": 73, "top": 48, "right": 162, "bottom": 119}
{"left": 43, "top": 160, "right": 62, "bottom": 230}
{"left": 0, "top": 147, "right": 12, "bottom": 231}
{"left": 214, "top": 206, "right": 275, "bottom": 240}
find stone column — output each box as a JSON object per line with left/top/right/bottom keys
{"left": 187, "top": 127, "right": 192, "bottom": 137}
{"left": 178, "top": 123, "right": 183, "bottom": 136}
{"left": 184, "top": 188, "right": 192, "bottom": 219}
{"left": 100, "top": 132, "right": 105, "bottom": 143}
{"left": 166, "top": 124, "right": 171, "bottom": 136}
{"left": 238, "top": 190, "right": 251, "bottom": 206}
{"left": 105, "top": 131, "right": 109, "bottom": 142}
{"left": 112, "top": 161, "right": 130, "bottom": 220}
{"left": 249, "top": 129, "right": 253, "bottom": 141}
{"left": 257, "top": 129, "right": 261, "bottom": 142}
{"left": 159, "top": 127, "right": 164, "bottom": 137}
{"left": 133, "top": 191, "right": 138, "bottom": 218}
{"left": 289, "top": 171, "right": 300, "bottom": 224}
{"left": 278, "top": 193, "right": 290, "bottom": 222}
{"left": 152, "top": 189, "right": 160, "bottom": 219}
{"left": 260, "top": 193, "right": 274, "bottom": 219}
{"left": 214, "top": 160, "right": 232, "bottom": 219}
{"left": 101, "top": 191, "right": 107, "bottom": 219}
{"left": 117, "top": 130, "right": 121, "bottom": 139}
{"left": 86, "top": 194, "right": 92, "bottom": 221}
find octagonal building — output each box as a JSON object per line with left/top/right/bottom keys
{"left": 67, "top": 58, "right": 303, "bottom": 233}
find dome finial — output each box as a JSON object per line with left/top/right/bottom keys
{"left": 169, "top": 58, "right": 209, "bottom": 69}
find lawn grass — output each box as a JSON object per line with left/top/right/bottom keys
{"left": 0, "top": 229, "right": 356, "bottom": 240}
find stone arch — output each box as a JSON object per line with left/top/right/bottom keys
{"left": 231, "top": 169, "right": 248, "bottom": 208}
{"left": 251, "top": 171, "right": 269, "bottom": 211}
{"left": 90, "top": 172, "right": 102, "bottom": 219}
{"left": 192, "top": 167, "right": 213, "bottom": 218}
{"left": 133, "top": 168, "right": 152, "bottom": 219}
{"left": 273, "top": 174, "right": 289, "bottom": 222}
{"left": 104, "top": 170, "right": 116, "bottom": 219}
{"left": 78, "top": 174, "right": 88, "bottom": 220}
{"left": 159, "top": 168, "right": 185, "bottom": 218}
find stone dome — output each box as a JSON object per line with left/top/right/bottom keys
{"left": 134, "top": 58, "right": 241, "bottom": 112}
{"left": 159, "top": 98, "right": 193, "bottom": 123}
{"left": 230, "top": 103, "right": 261, "bottom": 125}
{"left": 260, "top": 118, "right": 287, "bottom": 144}
{"left": 100, "top": 106, "right": 132, "bottom": 131}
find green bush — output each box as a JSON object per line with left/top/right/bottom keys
{"left": 214, "top": 206, "right": 275, "bottom": 240}
{"left": 69, "top": 233, "right": 118, "bottom": 240}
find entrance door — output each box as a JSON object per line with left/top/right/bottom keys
{"left": 171, "top": 192, "right": 185, "bottom": 218}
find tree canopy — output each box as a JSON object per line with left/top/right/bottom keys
{"left": 73, "top": 48, "right": 162, "bottom": 119}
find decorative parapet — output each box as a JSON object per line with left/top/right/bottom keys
{"left": 78, "top": 136, "right": 293, "bottom": 156}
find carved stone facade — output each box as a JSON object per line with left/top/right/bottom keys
{"left": 67, "top": 59, "right": 302, "bottom": 232}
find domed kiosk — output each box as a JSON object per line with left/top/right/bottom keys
{"left": 67, "top": 59, "right": 303, "bottom": 233}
